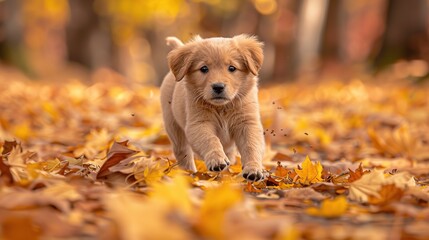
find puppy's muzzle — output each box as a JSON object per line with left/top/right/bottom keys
{"left": 212, "top": 83, "right": 225, "bottom": 95}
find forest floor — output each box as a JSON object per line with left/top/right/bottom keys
{"left": 0, "top": 68, "right": 429, "bottom": 239}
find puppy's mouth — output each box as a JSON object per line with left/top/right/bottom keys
{"left": 209, "top": 97, "right": 230, "bottom": 105}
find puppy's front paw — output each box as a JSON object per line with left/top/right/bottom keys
{"left": 205, "top": 151, "right": 230, "bottom": 172}
{"left": 242, "top": 165, "right": 264, "bottom": 181}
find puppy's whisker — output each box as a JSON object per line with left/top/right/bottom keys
{"left": 193, "top": 92, "right": 205, "bottom": 105}
{"left": 235, "top": 92, "right": 244, "bottom": 108}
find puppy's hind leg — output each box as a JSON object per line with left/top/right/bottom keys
{"left": 165, "top": 120, "right": 196, "bottom": 172}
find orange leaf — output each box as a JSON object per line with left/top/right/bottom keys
{"left": 96, "top": 141, "right": 138, "bottom": 178}
{"left": 274, "top": 161, "right": 288, "bottom": 178}
{"left": 348, "top": 163, "right": 369, "bottom": 182}
{"left": 243, "top": 182, "right": 262, "bottom": 193}
{"left": 368, "top": 184, "right": 404, "bottom": 206}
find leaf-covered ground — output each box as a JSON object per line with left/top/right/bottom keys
{"left": 1, "top": 69, "right": 429, "bottom": 239}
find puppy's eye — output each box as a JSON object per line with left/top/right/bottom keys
{"left": 200, "top": 66, "right": 209, "bottom": 73}
{"left": 228, "top": 66, "right": 236, "bottom": 72}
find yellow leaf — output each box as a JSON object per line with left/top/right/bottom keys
{"left": 195, "top": 159, "right": 208, "bottom": 172}
{"left": 275, "top": 225, "right": 300, "bottom": 240}
{"left": 27, "top": 158, "right": 62, "bottom": 178}
{"left": 105, "top": 190, "right": 191, "bottom": 240}
{"left": 306, "top": 196, "right": 348, "bottom": 218}
{"left": 314, "top": 128, "right": 332, "bottom": 146}
{"left": 149, "top": 174, "right": 193, "bottom": 216}
{"left": 134, "top": 157, "right": 168, "bottom": 185}
{"left": 41, "top": 101, "right": 60, "bottom": 121}
{"left": 43, "top": 181, "right": 82, "bottom": 202}
{"left": 12, "top": 122, "right": 32, "bottom": 141}
{"left": 197, "top": 182, "right": 243, "bottom": 239}
{"left": 294, "top": 156, "right": 323, "bottom": 185}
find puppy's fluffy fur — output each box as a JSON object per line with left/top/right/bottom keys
{"left": 160, "top": 35, "right": 265, "bottom": 181}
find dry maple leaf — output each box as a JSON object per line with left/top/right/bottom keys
{"left": 274, "top": 161, "right": 289, "bottom": 178}
{"left": 348, "top": 163, "right": 369, "bottom": 182}
{"left": 348, "top": 170, "right": 384, "bottom": 202}
{"left": 306, "top": 196, "right": 348, "bottom": 218}
{"left": 133, "top": 157, "right": 169, "bottom": 186}
{"left": 294, "top": 156, "right": 323, "bottom": 185}
{"left": 368, "top": 184, "right": 404, "bottom": 206}
{"left": 2, "top": 140, "right": 21, "bottom": 155}
{"left": 349, "top": 170, "right": 415, "bottom": 203}
{"left": 385, "top": 171, "right": 416, "bottom": 188}
{"left": 96, "top": 140, "right": 138, "bottom": 178}
{"left": 368, "top": 124, "right": 418, "bottom": 158}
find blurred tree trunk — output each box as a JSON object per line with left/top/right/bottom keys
{"left": 270, "top": 0, "right": 298, "bottom": 82}
{"left": 294, "top": 0, "right": 329, "bottom": 75}
{"left": 320, "top": 0, "right": 340, "bottom": 73}
{"left": 0, "top": 0, "right": 34, "bottom": 76}
{"left": 66, "top": 0, "right": 116, "bottom": 71}
{"left": 373, "top": 0, "right": 429, "bottom": 70}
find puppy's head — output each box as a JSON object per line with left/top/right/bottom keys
{"left": 167, "top": 35, "right": 263, "bottom": 106}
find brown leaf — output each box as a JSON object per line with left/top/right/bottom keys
{"left": 311, "top": 182, "right": 347, "bottom": 192}
{"left": 368, "top": 184, "right": 404, "bottom": 206}
{"left": 96, "top": 141, "right": 138, "bottom": 178}
{"left": 348, "top": 163, "right": 369, "bottom": 182}
{"left": 274, "top": 161, "right": 289, "bottom": 178}
{"left": 2, "top": 140, "right": 20, "bottom": 155}
{"left": 0, "top": 156, "right": 13, "bottom": 185}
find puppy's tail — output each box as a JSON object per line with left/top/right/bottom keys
{"left": 166, "top": 36, "right": 184, "bottom": 49}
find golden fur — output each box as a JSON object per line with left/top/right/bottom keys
{"left": 160, "top": 35, "right": 265, "bottom": 181}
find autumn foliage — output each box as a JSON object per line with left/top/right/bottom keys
{"left": 1, "top": 72, "right": 429, "bottom": 239}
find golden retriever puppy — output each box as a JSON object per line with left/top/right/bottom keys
{"left": 160, "top": 35, "right": 265, "bottom": 181}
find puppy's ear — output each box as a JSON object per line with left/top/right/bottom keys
{"left": 167, "top": 46, "right": 192, "bottom": 81}
{"left": 166, "top": 36, "right": 184, "bottom": 49}
{"left": 233, "top": 35, "right": 264, "bottom": 76}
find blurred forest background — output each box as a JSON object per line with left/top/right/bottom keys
{"left": 1, "top": 0, "right": 429, "bottom": 85}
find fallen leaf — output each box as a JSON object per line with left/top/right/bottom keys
{"left": 97, "top": 141, "right": 138, "bottom": 178}
{"left": 348, "top": 163, "right": 369, "bottom": 182}
{"left": 149, "top": 174, "right": 193, "bottom": 216}
{"left": 196, "top": 182, "right": 243, "bottom": 239}
{"left": 2, "top": 140, "right": 21, "bottom": 155}
{"left": 385, "top": 171, "right": 416, "bottom": 188}
{"left": 274, "top": 161, "right": 289, "bottom": 178}
{"left": 306, "top": 196, "right": 348, "bottom": 218}
{"left": 283, "top": 188, "right": 326, "bottom": 201}
{"left": 243, "top": 181, "right": 262, "bottom": 193}
{"left": 349, "top": 170, "right": 415, "bottom": 203}
{"left": 105, "top": 190, "right": 192, "bottom": 240}
{"left": 294, "top": 156, "right": 323, "bottom": 185}
{"left": 368, "top": 184, "right": 404, "bottom": 206}
{"left": 348, "top": 170, "right": 384, "bottom": 202}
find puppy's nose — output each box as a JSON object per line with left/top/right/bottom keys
{"left": 212, "top": 83, "right": 225, "bottom": 94}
